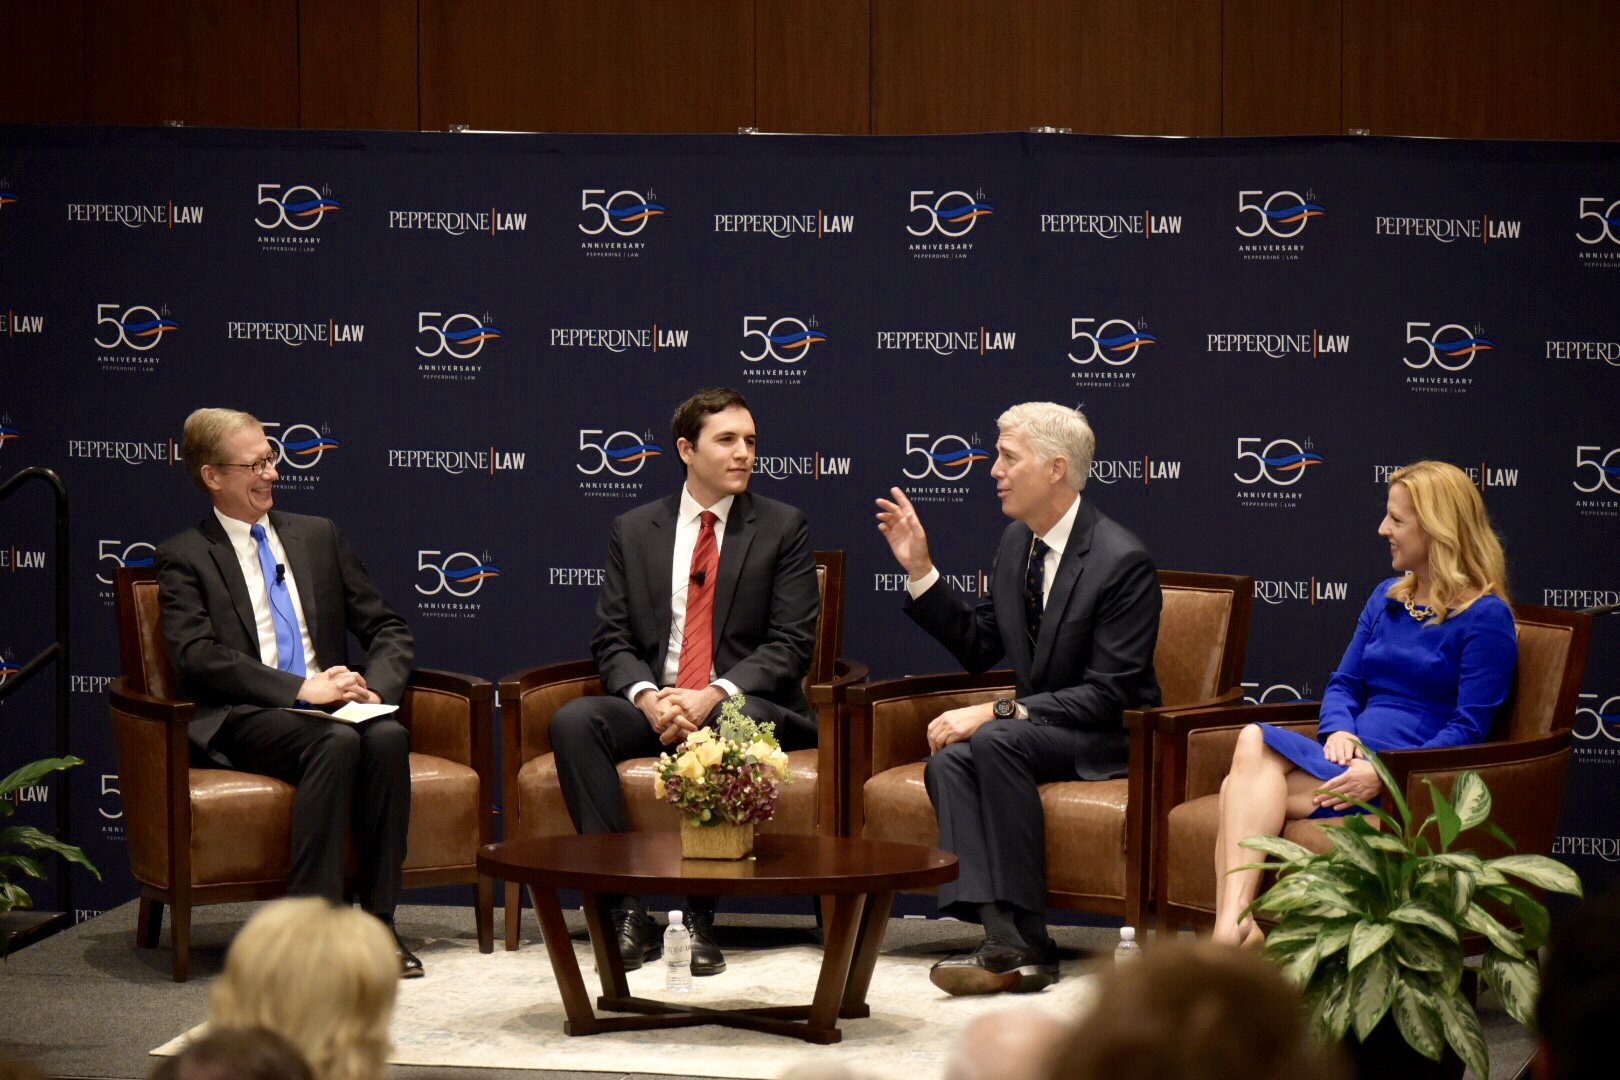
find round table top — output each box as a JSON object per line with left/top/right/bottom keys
{"left": 479, "top": 833, "right": 958, "bottom": 897}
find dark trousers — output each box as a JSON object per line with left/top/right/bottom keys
{"left": 924, "top": 719, "right": 1085, "bottom": 917}
{"left": 214, "top": 707, "right": 411, "bottom": 918}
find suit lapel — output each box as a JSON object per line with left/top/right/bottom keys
{"left": 711, "top": 492, "right": 755, "bottom": 646}
{"left": 995, "top": 522, "right": 1036, "bottom": 677}
{"left": 1032, "top": 499, "right": 1097, "bottom": 685}
{"left": 272, "top": 511, "right": 320, "bottom": 650}
{"left": 648, "top": 494, "right": 680, "bottom": 672}
{"left": 200, "top": 514, "right": 260, "bottom": 649}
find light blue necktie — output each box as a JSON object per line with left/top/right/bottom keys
{"left": 250, "top": 524, "right": 307, "bottom": 678}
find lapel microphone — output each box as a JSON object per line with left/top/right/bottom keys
{"left": 690, "top": 570, "right": 706, "bottom": 587}
{"left": 275, "top": 563, "right": 286, "bottom": 584}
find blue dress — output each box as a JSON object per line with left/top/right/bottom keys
{"left": 1260, "top": 578, "right": 1517, "bottom": 806}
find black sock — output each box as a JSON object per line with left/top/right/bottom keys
{"left": 1013, "top": 906, "right": 1052, "bottom": 950}
{"left": 978, "top": 902, "right": 1028, "bottom": 947}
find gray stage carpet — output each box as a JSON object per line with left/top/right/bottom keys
{"left": 1, "top": 900, "right": 1534, "bottom": 1079}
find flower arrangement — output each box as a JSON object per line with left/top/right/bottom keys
{"left": 654, "top": 694, "right": 792, "bottom": 828}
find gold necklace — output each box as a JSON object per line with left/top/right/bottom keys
{"left": 1403, "top": 597, "right": 1436, "bottom": 621}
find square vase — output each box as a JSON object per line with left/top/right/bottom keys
{"left": 679, "top": 817, "right": 755, "bottom": 859}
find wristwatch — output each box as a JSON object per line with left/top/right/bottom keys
{"left": 992, "top": 697, "right": 1018, "bottom": 720}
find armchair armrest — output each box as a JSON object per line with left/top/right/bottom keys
{"left": 846, "top": 669, "right": 1014, "bottom": 706}
{"left": 109, "top": 679, "right": 196, "bottom": 725}
{"left": 497, "top": 659, "right": 602, "bottom": 767}
{"left": 1157, "top": 698, "right": 1320, "bottom": 737}
{"left": 1379, "top": 730, "right": 1573, "bottom": 785}
{"left": 1124, "top": 687, "right": 1244, "bottom": 732}
{"left": 401, "top": 668, "right": 494, "bottom": 770}
{"left": 809, "top": 659, "right": 868, "bottom": 706}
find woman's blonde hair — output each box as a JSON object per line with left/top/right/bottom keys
{"left": 1385, "top": 460, "right": 1510, "bottom": 622}
{"left": 209, "top": 899, "right": 397, "bottom": 1080}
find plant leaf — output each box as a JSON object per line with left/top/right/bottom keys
{"left": 1392, "top": 977, "right": 1446, "bottom": 1061}
{"left": 1309, "top": 963, "right": 1353, "bottom": 1042}
{"left": 0, "top": 853, "right": 47, "bottom": 879}
{"left": 1449, "top": 771, "right": 1492, "bottom": 833}
{"left": 1238, "top": 834, "right": 1317, "bottom": 864}
{"left": 1327, "top": 826, "right": 1383, "bottom": 879}
{"left": 1461, "top": 902, "right": 1524, "bottom": 959}
{"left": 0, "top": 826, "right": 100, "bottom": 876}
{"left": 1391, "top": 923, "right": 1453, "bottom": 972}
{"left": 0, "top": 757, "right": 84, "bottom": 799}
{"left": 1265, "top": 921, "right": 1326, "bottom": 953}
{"left": 1489, "top": 854, "right": 1584, "bottom": 897}
{"left": 1449, "top": 867, "right": 1476, "bottom": 917}
{"left": 1390, "top": 901, "right": 1461, "bottom": 942}
{"left": 1481, "top": 820, "right": 1517, "bottom": 851}
{"left": 1275, "top": 938, "right": 1322, "bottom": 988}
{"left": 1357, "top": 745, "right": 1411, "bottom": 833}
{"left": 1316, "top": 916, "right": 1359, "bottom": 958}
{"left": 1349, "top": 921, "right": 1396, "bottom": 969}
{"left": 1483, "top": 948, "right": 1541, "bottom": 1028}
{"left": 1434, "top": 980, "right": 1490, "bottom": 1080}
{"left": 1426, "top": 778, "right": 1462, "bottom": 852}
{"left": 1363, "top": 832, "right": 1408, "bottom": 853}
{"left": 1430, "top": 852, "right": 1484, "bottom": 873}
{"left": 1350, "top": 947, "right": 1398, "bottom": 1041}
{"left": 1481, "top": 883, "right": 1553, "bottom": 951}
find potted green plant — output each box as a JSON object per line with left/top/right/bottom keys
{"left": 1238, "top": 746, "right": 1581, "bottom": 1079}
{"left": 2, "top": 756, "right": 100, "bottom": 953}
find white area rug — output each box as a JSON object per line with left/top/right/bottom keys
{"left": 155, "top": 932, "right": 1101, "bottom": 1079}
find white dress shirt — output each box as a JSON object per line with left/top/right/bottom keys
{"left": 213, "top": 508, "right": 318, "bottom": 674}
{"left": 624, "top": 487, "right": 741, "bottom": 704}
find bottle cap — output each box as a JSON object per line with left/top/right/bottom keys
{"left": 669, "top": 909, "right": 684, "bottom": 925}
{"left": 1120, "top": 926, "right": 1136, "bottom": 941}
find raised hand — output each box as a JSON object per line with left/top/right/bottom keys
{"left": 875, "top": 487, "right": 934, "bottom": 579}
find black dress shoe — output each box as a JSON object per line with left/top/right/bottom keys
{"left": 391, "top": 926, "right": 425, "bottom": 979}
{"left": 686, "top": 908, "right": 727, "bottom": 976}
{"left": 928, "top": 934, "right": 1045, "bottom": 997}
{"left": 613, "top": 908, "right": 661, "bottom": 971}
{"left": 1012, "top": 938, "right": 1061, "bottom": 994}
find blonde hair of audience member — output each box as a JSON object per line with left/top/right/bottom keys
{"left": 1046, "top": 940, "right": 1346, "bottom": 1080}
{"left": 946, "top": 1007, "right": 1067, "bottom": 1080}
{"left": 1383, "top": 460, "right": 1510, "bottom": 621}
{"left": 209, "top": 899, "right": 397, "bottom": 1080}
{"left": 150, "top": 1027, "right": 313, "bottom": 1080}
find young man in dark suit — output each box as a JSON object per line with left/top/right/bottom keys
{"left": 876, "top": 402, "right": 1163, "bottom": 995}
{"left": 155, "top": 407, "right": 421, "bottom": 976}
{"left": 551, "top": 387, "right": 820, "bottom": 975}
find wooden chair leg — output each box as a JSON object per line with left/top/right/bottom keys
{"left": 476, "top": 875, "right": 494, "bottom": 954}
{"left": 136, "top": 897, "right": 164, "bottom": 948}
{"left": 504, "top": 881, "right": 522, "bottom": 950}
{"left": 170, "top": 903, "right": 191, "bottom": 983}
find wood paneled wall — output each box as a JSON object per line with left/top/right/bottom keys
{"left": 8, "top": 1, "right": 1620, "bottom": 139}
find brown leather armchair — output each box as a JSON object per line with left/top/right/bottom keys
{"left": 1153, "top": 602, "right": 1593, "bottom": 934}
{"left": 496, "top": 550, "right": 867, "bottom": 949}
{"left": 845, "top": 570, "right": 1253, "bottom": 931}
{"left": 109, "top": 566, "right": 496, "bottom": 981}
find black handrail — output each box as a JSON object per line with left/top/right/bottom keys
{"left": 0, "top": 466, "right": 73, "bottom": 929}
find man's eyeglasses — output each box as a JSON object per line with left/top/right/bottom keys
{"left": 213, "top": 455, "right": 277, "bottom": 478}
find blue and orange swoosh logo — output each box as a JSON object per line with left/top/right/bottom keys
{"left": 1265, "top": 200, "right": 1325, "bottom": 225}
{"left": 120, "top": 317, "right": 180, "bottom": 341}
{"left": 1261, "top": 452, "right": 1324, "bottom": 473}
{"left": 768, "top": 329, "right": 828, "bottom": 353}
{"left": 445, "top": 563, "right": 501, "bottom": 585}
{"left": 605, "top": 441, "right": 662, "bottom": 466}
{"left": 929, "top": 447, "right": 991, "bottom": 467}
{"left": 609, "top": 201, "right": 665, "bottom": 225}
{"left": 0, "top": 425, "right": 20, "bottom": 445}
{"left": 939, "top": 200, "right": 994, "bottom": 225}
{"left": 0, "top": 191, "right": 17, "bottom": 208}
{"left": 1429, "top": 335, "right": 1494, "bottom": 360}
{"left": 446, "top": 324, "right": 502, "bottom": 346}
{"left": 281, "top": 195, "right": 341, "bottom": 219}
{"left": 283, "top": 435, "right": 341, "bottom": 459}
{"left": 1099, "top": 331, "right": 1157, "bottom": 353}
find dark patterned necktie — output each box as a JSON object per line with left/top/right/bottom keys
{"left": 1024, "top": 537, "right": 1050, "bottom": 643}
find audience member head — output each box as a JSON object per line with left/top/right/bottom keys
{"left": 1383, "top": 460, "right": 1510, "bottom": 619}
{"left": 946, "top": 1006, "right": 1067, "bottom": 1080}
{"left": 150, "top": 1027, "right": 313, "bottom": 1080}
{"left": 1045, "top": 939, "right": 1346, "bottom": 1080}
{"left": 209, "top": 898, "right": 397, "bottom": 1080}
{"left": 996, "top": 402, "right": 1095, "bottom": 493}
{"left": 181, "top": 407, "right": 263, "bottom": 493}
{"left": 1535, "top": 891, "right": 1620, "bottom": 1080}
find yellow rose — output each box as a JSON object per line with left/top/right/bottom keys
{"left": 768, "top": 747, "right": 790, "bottom": 777}
{"left": 674, "top": 751, "right": 704, "bottom": 780}
{"left": 686, "top": 727, "right": 715, "bottom": 746}
{"left": 744, "top": 739, "right": 775, "bottom": 764}
{"left": 653, "top": 774, "right": 667, "bottom": 799}
{"left": 695, "top": 739, "right": 725, "bottom": 768}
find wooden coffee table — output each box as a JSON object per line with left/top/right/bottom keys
{"left": 478, "top": 833, "right": 957, "bottom": 1044}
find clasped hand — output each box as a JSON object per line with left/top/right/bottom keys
{"left": 927, "top": 703, "right": 997, "bottom": 754}
{"left": 299, "top": 665, "right": 380, "bottom": 706}
{"left": 637, "top": 685, "right": 726, "bottom": 745}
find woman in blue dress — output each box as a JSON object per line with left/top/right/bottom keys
{"left": 1211, "top": 460, "right": 1518, "bottom": 947}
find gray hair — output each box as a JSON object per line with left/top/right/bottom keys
{"left": 181, "top": 407, "right": 262, "bottom": 493}
{"left": 997, "top": 402, "right": 1094, "bottom": 491}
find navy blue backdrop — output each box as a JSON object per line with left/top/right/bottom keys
{"left": 0, "top": 126, "right": 1616, "bottom": 922}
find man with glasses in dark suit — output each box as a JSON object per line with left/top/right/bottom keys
{"left": 155, "top": 407, "right": 421, "bottom": 977}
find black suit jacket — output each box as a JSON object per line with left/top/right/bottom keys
{"left": 155, "top": 510, "right": 415, "bottom": 755}
{"left": 591, "top": 490, "right": 819, "bottom": 726}
{"left": 905, "top": 498, "right": 1162, "bottom": 779}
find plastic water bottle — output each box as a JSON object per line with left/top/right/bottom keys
{"left": 1115, "top": 925, "right": 1142, "bottom": 965}
{"left": 664, "top": 909, "right": 692, "bottom": 992}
